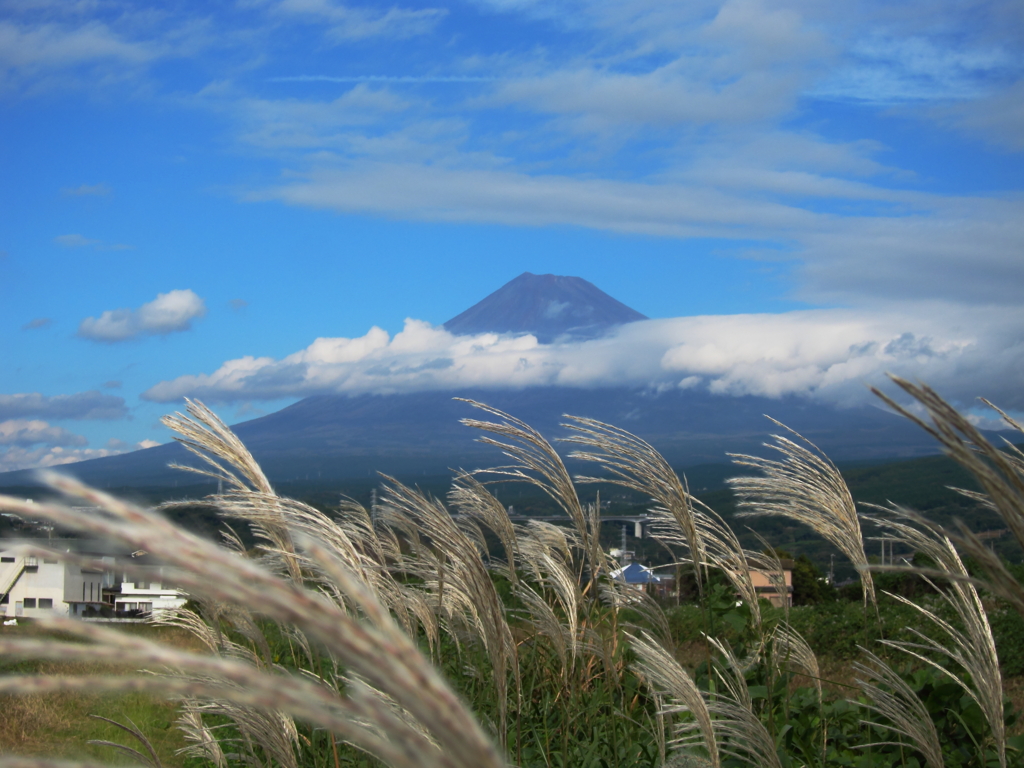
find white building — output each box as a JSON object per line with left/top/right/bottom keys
{"left": 0, "top": 540, "right": 187, "bottom": 619}
{"left": 108, "top": 556, "right": 188, "bottom": 616}
{"left": 0, "top": 546, "right": 106, "bottom": 618}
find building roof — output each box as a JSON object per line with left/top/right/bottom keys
{"left": 610, "top": 561, "right": 661, "bottom": 584}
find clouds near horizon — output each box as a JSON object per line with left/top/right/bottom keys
{"left": 0, "top": 434, "right": 160, "bottom": 474}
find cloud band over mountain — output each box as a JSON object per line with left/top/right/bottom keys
{"left": 142, "top": 306, "right": 1024, "bottom": 411}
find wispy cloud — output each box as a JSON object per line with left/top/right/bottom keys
{"left": 78, "top": 289, "right": 207, "bottom": 342}
{"left": 269, "top": 75, "right": 498, "bottom": 84}
{"left": 253, "top": 161, "right": 1024, "bottom": 307}
{"left": 61, "top": 182, "right": 111, "bottom": 196}
{"left": 54, "top": 233, "right": 133, "bottom": 250}
{"left": 21, "top": 317, "right": 51, "bottom": 330}
{"left": 265, "top": 0, "right": 447, "bottom": 41}
{"left": 0, "top": 419, "right": 87, "bottom": 448}
{"left": 0, "top": 391, "right": 128, "bottom": 421}
{"left": 812, "top": 35, "right": 1015, "bottom": 104}
{"left": 0, "top": 438, "right": 159, "bottom": 473}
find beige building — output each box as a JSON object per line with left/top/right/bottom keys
{"left": 747, "top": 559, "right": 794, "bottom": 608}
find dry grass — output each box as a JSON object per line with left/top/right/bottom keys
{"left": 0, "top": 625, "right": 201, "bottom": 765}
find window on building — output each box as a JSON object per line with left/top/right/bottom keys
{"left": 39, "top": 598, "right": 53, "bottom": 609}
{"left": 23, "top": 598, "right": 36, "bottom": 608}
{"left": 0, "top": 556, "right": 14, "bottom": 563}
{"left": 43, "top": 558, "right": 58, "bottom": 564}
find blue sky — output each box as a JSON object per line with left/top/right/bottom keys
{"left": 1, "top": 0, "right": 1023, "bottom": 471}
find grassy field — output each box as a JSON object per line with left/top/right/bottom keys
{"left": 0, "top": 622, "right": 203, "bottom": 765}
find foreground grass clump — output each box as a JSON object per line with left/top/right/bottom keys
{"left": 1, "top": 379, "right": 1024, "bottom": 768}
{"left": 0, "top": 623, "right": 201, "bottom": 765}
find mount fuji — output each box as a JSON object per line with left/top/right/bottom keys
{"left": 0, "top": 273, "right": 945, "bottom": 488}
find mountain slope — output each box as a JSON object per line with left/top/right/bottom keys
{"left": 443, "top": 272, "right": 647, "bottom": 342}
{"left": 0, "top": 387, "right": 951, "bottom": 488}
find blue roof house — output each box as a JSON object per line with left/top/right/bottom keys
{"left": 610, "top": 562, "right": 662, "bottom": 591}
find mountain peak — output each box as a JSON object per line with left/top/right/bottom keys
{"left": 443, "top": 272, "right": 647, "bottom": 343}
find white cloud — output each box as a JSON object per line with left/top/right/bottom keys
{"left": 256, "top": 161, "right": 1024, "bottom": 307}
{"left": 0, "top": 20, "right": 155, "bottom": 70}
{"left": 0, "top": 438, "right": 161, "bottom": 473}
{"left": 142, "top": 305, "right": 1024, "bottom": 411}
{"left": 0, "top": 420, "right": 87, "bottom": 448}
{"left": 78, "top": 289, "right": 208, "bottom": 342}
{"left": 255, "top": 161, "right": 818, "bottom": 235}
{"left": 225, "top": 84, "right": 413, "bottom": 150}
{"left": 0, "top": 391, "right": 128, "bottom": 421}
{"left": 934, "top": 78, "right": 1024, "bottom": 150}
{"left": 266, "top": 0, "right": 447, "bottom": 41}
{"left": 813, "top": 35, "right": 1015, "bottom": 104}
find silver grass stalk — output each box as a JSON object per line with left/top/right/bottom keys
{"left": 157, "top": 401, "right": 468, "bottom": 763}
{"left": 601, "top": 579, "right": 675, "bottom": 652}
{"left": 563, "top": 416, "right": 707, "bottom": 593}
{"left": 628, "top": 631, "right": 721, "bottom": 768}
{"left": 514, "top": 578, "right": 575, "bottom": 676}
{"left": 0, "top": 476, "right": 505, "bottom": 768}
{"left": 728, "top": 419, "right": 876, "bottom": 612}
{"left": 85, "top": 714, "right": 163, "bottom": 768}
{"left": 872, "top": 378, "right": 1024, "bottom": 617}
{"left": 769, "top": 622, "right": 821, "bottom": 701}
{"left": 0, "top": 623, "right": 434, "bottom": 768}
{"left": 162, "top": 399, "right": 300, "bottom": 583}
{"left": 175, "top": 704, "right": 227, "bottom": 767}
{"left": 510, "top": 538, "right": 584, "bottom": 675}
{"left": 163, "top": 399, "right": 274, "bottom": 495}
{"left": 448, "top": 472, "right": 521, "bottom": 582}
{"left": 0, "top": 761, "right": 121, "bottom": 768}
{"left": 863, "top": 506, "right": 1005, "bottom": 768}
{"left": 704, "top": 637, "right": 784, "bottom": 768}
{"left": 371, "top": 479, "right": 519, "bottom": 746}
{"left": 853, "top": 648, "right": 945, "bottom": 768}
{"left": 693, "top": 504, "right": 764, "bottom": 640}
{"left": 456, "top": 399, "right": 604, "bottom": 587}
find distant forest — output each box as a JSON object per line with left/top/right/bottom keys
{"left": 2, "top": 448, "right": 1017, "bottom": 583}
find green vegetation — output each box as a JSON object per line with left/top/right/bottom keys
{"left": 0, "top": 622, "right": 200, "bottom": 765}
{"left": 1, "top": 383, "right": 1024, "bottom": 768}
